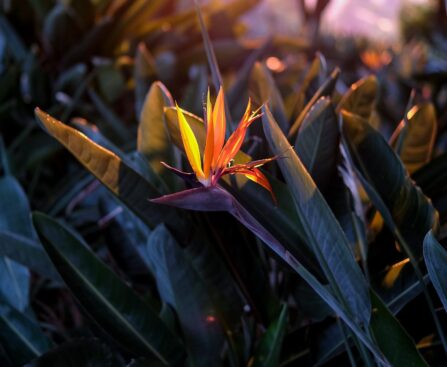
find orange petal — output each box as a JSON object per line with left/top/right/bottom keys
{"left": 203, "top": 89, "right": 214, "bottom": 178}
{"left": 176, "top": 104, "right": 204, "bottom": 179}
{"left": 212, "top": 86, "right": 226, "bottom": 167}
{"left": 216, "top": 99, "right": 261, "bottom": 169}
{"left": 227, "top": 166, "right": 276, "bottom": 204}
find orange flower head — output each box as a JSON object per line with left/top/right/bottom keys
{"left": 172, "top": 87, "right": 275, "bottom": 201}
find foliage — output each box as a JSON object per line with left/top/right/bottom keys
{"left": 1, "top": 0, "right": 447, "bottom": 366}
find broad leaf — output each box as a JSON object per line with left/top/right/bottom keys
{"left": 0, "top": 232, "right": 59, "bottom": 281}
{"left": 250, "top": 62, "right": 287, "bottom": 131}
{"left": 152, "top": 186, "right": 386, "bottom": 364}
{"left": 370, "top": 291, "right": 428, "bottom": 367}
{"left": 35, "top": 108, "right": 181, "bottom": 230}
{"left": 262, "top": 106, "right": 371, "bottom": 325}
{"left": 337, "top": 75, "right": 378, "bottom": 120}
{"left": 341, "top": 110, "right": 438, "bottom": 256}
{"left": 251, "top": 304, "right": 288, "bottom": 367}
{"left": 392, "top": 103, "right": 437, "bottom": 174}
{"left": 33, "top": 213, "right": 185, "bottom": 365}
{"left": 423, "top": 231, "right": 447, "bottom": 312}
{"left": 295, "top": 97, "right": 338, "bottom": 193}
{"left": 0, "top": 303, "right": 51, "bottom": 366}
{"left": 138, "top": 82, "right": 178, "bottom": 189}
{"left": 145, "top": 225, "right": 225, "bottom": 367}
{"left": 288, "top": 68, "right": 340, "bottom": 138}
{"left": 0, "top": 176, "right": 32, "bottom": 311}
{"left": 300, "top": 53, "right": 328, "bottom": 100}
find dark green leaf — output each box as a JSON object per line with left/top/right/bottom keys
{"left": 33, "top": 213, "right": 185, "bottom": 364}
{"left": 0, "top": 231, "right": 59, "bottom": 281}
{"left": 423, "top": 231, "right": 447, "bottom": 312}
{"left": 341, "top": 110, "right": 438, "bottom": 256}
{"left": 263, "top": 106, "right": 371, "bottom": 325}
{"left": 370, "top": 291, "right": 428, "bottom": 367}
{"left": 251, "top": 304, "right": 288, "bottom": 367}
{"left": 145, "top": 225, "right": 224, "bottom": 367}
{"left": 35, "top": 108, "right": 182, "bottom": 230}
{"left": 0, "top": 176, "right": 33, "bottom": 310}
{"left": 0, "top": 303, "right": 51, "bottom": 366}
{"left": 288, "top": 68, "right": 340, "bottom": 138}
{"left": 295, "top": 97, "right": 338, "bottom": 192}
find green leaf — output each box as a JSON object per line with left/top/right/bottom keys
{"left": 249, "top": 62, "right": 288, "bottom": 131}
{"left": 224, "top": 175, "right": 321, "bottom": 277}
{"left": 145, "top": 225, "right": 225, "bottom": 367}
{"left": 262, "top": 106, "right": 371, "bottom": 325}
{"left": 0, "top": 232, "right": 59, "bottom": 281}
{"left": 0, "top": 176, "right": 33, "bottom": 310}
{"left": 251, "top": 304, "right": 288, "bottom": 367}
{"left": 295, "top": 97, "right": 338, "bottom": 193}
{"left": 341, "top": 110, "right": 438, "bottom": 256}
{"left": 0, "top": 303, "right": 51, "bottom": 366}
{"left": 393, "top": 103, "right": 437, "bottom": 174}
{"left": 33, "top": 213, "right": 185, "bottom": 365}
{"left": 34, "top": 108, "right": 181, "bottom": 230}
{"left": 152, "top": 185, "right": 386, "bottom": 362}
{"left": 138, "top": 82, "right": 178, "bottom": 188}
{"left": 370, "top": 291, "right": 428, "bottom": 367}
{"left": 423, "top": 231, "right": 447, "bottom": 312}
{"left": 0, "top": 176, "right": 35, "bottom": 238}
{"left": 337, "top": 75, "right": 378, "bottom": 120}
{"left": 183, "top": 232, "right": 245, "bottom": 332}
{"left": 24, "top": 338, "right": 122, "bottom": 367}
{"left": 288, "top": 68, "right": 340, "bottom": 138}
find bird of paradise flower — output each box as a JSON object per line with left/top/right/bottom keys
{"left": 152, "top": 87, "right": 276, "bottom": 208}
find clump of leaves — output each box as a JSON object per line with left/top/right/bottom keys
{"left": 2, "top": 1, "right": 447, "bottom": 366}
